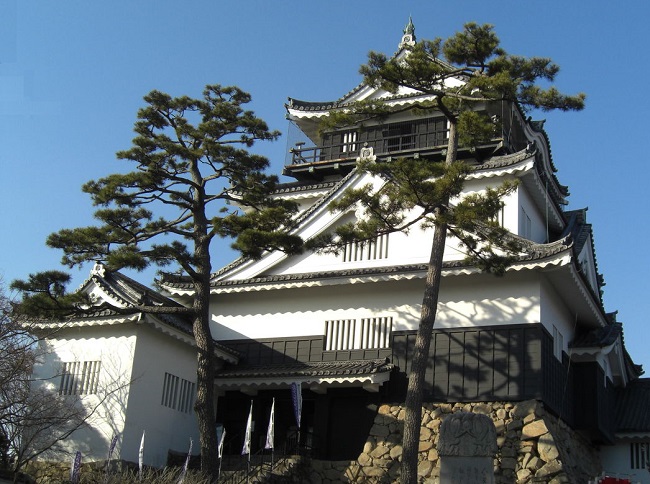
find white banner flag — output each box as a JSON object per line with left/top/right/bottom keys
{"left": 138, "top": 430, "right": 145, "bottom": 477}
{"left": 241, "top": 401, "right": 253, "bottom": 455}
{"left": 265, "top": 398, "right": 275, "bottom": 450}
{"left": 216, "top": 425, "right": 225, "bottom": 459}
{"left": 177, "top": 439, "right": 192, "bottom": 484}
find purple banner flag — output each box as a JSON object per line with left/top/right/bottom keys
{"left": 107, "top": 434, "right": 118, "bottom": 461}
{"left": 265, "top": 398, "right": 275, "bottom": 450}
{"left": 104, "top": 434, "right": 118, "bottom": 481}
{"left": 290, "top": 382, "right": 302, "bottom": 429}
{"left": 70, "top": 451, "right": 81, "bottom": 484}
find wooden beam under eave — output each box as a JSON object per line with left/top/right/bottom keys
{"left": 363, "top": 382, "right": 380, "bottom": 393}
{"left": 310, "top": 384, "right": 327, "bottom": 394}
{"left": 240, "top": 386, "right": 258, "bottom": 396}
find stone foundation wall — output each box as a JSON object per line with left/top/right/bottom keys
{"left": 306, "top": 400, "right": 602, "bottom": 483}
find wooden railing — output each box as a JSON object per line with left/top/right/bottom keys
{"left": 290, "top": 118, "right": 450, "bottom": 165}
{"left": 289, "top": 133, "right": 449, "bottom": 165}
{"left": 218, "top": 429, "right": 317, "bottom": 483}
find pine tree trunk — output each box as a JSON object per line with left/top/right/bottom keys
{"left": 193, "top": 279, "right": 218, "bottom": 480}
{"left": 400, "top": 121, "right": 457, "bottom": 483}
{"left": 400, "top": 222, "right": 447, "bottom": 483}
{"left": 190, "top": 164, "right": 219, "bottom": 481}
{"left": 193, "top": 270, "right": 219, "bottom": 480}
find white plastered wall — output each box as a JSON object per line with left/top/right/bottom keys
{"left": 517, "top": 182, "right": 548, "bottom": 243}
{"left": 32, "top": 324, "right": 137, "bottom": 462}
{"left": 600, "top": 443, "right": 650, "bottom": 484}
{"left": 122, "top": 324, "right": 199, "bottom": 468}
{"left": 540, "top": 277, "right": 576, "bottom": 356}
{"left": 210, "top": 271, "right": 542, "bottom": 341}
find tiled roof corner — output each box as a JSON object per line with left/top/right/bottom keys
{"left": 571, "top": 322, "right": 622, "bottom": 349}
{"left": 614, "top": 378, "right": 650, "bottom": 433}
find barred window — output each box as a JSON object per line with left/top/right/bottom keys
{"left": 342, "top": 130, "right": 357, "bottom": 153}
{"left": 325, "top": 317, "right": 392, "bottom": 351}
{"left": 343, "top": 234, "right": 389, "bottom": 262}
{"left": 161, "top": 372, "right": 195, "bottom": 413}
{"left": 631, "top": 442, "right": 650, "bottom": 469}
{"left": 59, "top": 361, "right": 101, "bottom": 396}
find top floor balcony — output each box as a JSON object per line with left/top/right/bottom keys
{"left": 288, "top": 117, "right": 449, "bottom": 167}
{"left": 284, "top": 116, "right": 507, "bottom": 181}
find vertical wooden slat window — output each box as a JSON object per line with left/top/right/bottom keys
{"left": 171, "top": 375, "right": 179, "bottom": 410}
{"left": 631, "top": 442, "right": 650, "bottom": 469}
{"left": 59, "top": 362, "right": 72, "bottom": 395}
{"left": 325, "top": 317, "right": 392, "bottom": 350}
{"left": 343, "top": 234, "right": 389, "bottom": 262}
{"left": 161, "top": 372, "right": 195, "bottom": 413}
{"left": 161, "top": 373, "right": 171, "bottom": 406}
{"left": 360, "top": 317, "right": 393, "bottom": 349}
{"left": 59, "top": 361, "right": 101, "bottom": 396}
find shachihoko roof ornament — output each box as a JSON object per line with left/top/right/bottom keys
{"left": 399, "top": 16, "right": 416, "bottom": 49}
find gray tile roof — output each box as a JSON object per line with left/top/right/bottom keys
{"left": 571, "top": 322, "right": 622, "bottom": 348}
{"left": 76, "top": 265, "right": 240, "bottom": 359}
{"left": 215, "top": 358, "right": 393, "bottom": 379}
{"left": 160, "top": 236, "right": 572, "bottom": 291}
{"left": 614, "top": 378, "right": 650, "bottom": 433}
{"left": 562, "top": 209, "right": 592, "bottom": 256}
{"left": 273, "top": 180, "right": 339, "bottom": 194}
{"left": 85, "top": 269, "right": 194, "bottom": 335}
{"left": 287, "top": 91, "right": 433, "bottom": 113}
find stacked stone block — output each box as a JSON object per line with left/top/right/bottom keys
{"left": 305, "top": 400, "right": 601, "bottom": 483}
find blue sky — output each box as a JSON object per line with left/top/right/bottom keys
{"left": 1, "top": 1, "right": 649, "bottom": 370}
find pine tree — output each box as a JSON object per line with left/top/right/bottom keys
{"left": 12, "top": 85, "right": 301, "bottom": 481}
{"left": 315, "top": 22, "right": 585, "bottom": 483}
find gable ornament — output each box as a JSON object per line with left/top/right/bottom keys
{"left": 90, "top": 261, "right": 106, "bottom": 278}
{"left": 356, "top": 143, "right": 376, "bottom": 163}
{"left": 399, "top": 16, "right": 416, "bottom": 49}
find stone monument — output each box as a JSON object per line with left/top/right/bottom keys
{"left": 439, "top": 412, "right": 497, "bottom": 484}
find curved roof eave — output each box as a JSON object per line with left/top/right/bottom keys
{"left": 32, "top": 312, "right": 142, "bottom": 330}
{"left": 161, "top": 240, "right": 574, "bottom": 297}
{"left": 286, "top": 91, "right": 440, "bottom": 119}
{"left": 543, "top": 256, "right": 608, "bottom": 328}
{"left": 32, "top": 311, "right": 239, "bottom": 363}
{"left": 213, "top": 358, "right": 393, "bottom": 391}
{"left": 515, "top": 106, "right": 569, "bottom": 201}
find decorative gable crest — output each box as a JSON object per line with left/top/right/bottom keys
{"left": 356, "top": 143, "right": 376, "bottom": 163}
{"left": 91, "top": 261, "right": 106, "bottom": 278}
{"left": 399, "top": 17, "right": 416, "bottom": 49}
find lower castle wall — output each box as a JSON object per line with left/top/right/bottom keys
{"left": 306, "top": 400, "right": 601, "bottom": 483}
